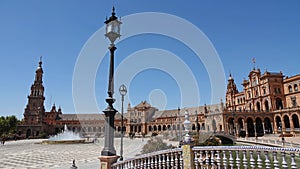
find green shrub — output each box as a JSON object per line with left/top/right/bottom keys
{"left": 141, "top": 137, "right": 172, "bottom": 154}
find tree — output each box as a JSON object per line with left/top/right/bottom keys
{"left": 0, "top": 115, "right": 20, "bottom": 137}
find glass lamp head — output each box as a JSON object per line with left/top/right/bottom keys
{"left": 105, "top": 7, "right": 122, "bottom": 44}
{"left": 119, "top": 84, "right": 127, "bottom": 96}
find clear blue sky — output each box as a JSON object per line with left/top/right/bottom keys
{"left": 0, "top": 1, "right": 299, "bottom": 119}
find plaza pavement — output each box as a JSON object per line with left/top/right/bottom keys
{"left": 1, "top": 136, "right": 300, "bottom": 169}
{"left": 0, "top": 137, "right": 149, "bottom": 169}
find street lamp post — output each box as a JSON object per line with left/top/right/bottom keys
{"left": 119, "top": 84, "right": 127, "bottom": 161}
{"left": 101, "top": 6, "right": 122, "bottom": 156}
{"left": 195, "top": 110, "right": 199, "bottom": 133}
{"left": 178, "top": 107, "right": 181, "bottom": 142}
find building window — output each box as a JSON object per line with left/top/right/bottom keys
{"left": 294, "top": 84, "right": 298, "bottom": 92}
{"left": 291, "top": 96, "right": 297, "bottom": 107}
{"left": 289, "top": 85, "right": 293, "bottom": 93}
{"left": 274, "top": 88, "right": 281, "bottom": 94}
{"left": 263, "top": 88, "right": 266, "bottom": 95}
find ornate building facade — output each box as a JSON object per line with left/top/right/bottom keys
{"left": 224, "top": 68, "right": 300, "bottom": 137}
{"left": 17, "top": 60, "right": 224, "bottom": 138}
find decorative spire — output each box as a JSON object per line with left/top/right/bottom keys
{"left": 252, "top": 57, "right": 256, "bottom": 70}
{"left": 39, "top": 56, "right": 42, "bottom": 68}
{"left": 105, "top": 6, "right": 118, "bottom": 24}
{"left": 112, "top": 6, "right": 115, "bottom": 16}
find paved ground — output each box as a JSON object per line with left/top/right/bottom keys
{"left": 1, "top": 136, "right": 299, "bottom": 169}
{"left": 0, "top": 138, "right": 149, "bottom": 169}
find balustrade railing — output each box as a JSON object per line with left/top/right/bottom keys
{"left": 112, "top": 146, "right": 300, "bottom": 169}
{"left": 193, "top": 146, "right": 299, "bottom": 169}
{"left": 112, "top": 148, "right": 183, "bottom": 169}
{"left": 238, "top": 137, "right": 300, "bottom": 148}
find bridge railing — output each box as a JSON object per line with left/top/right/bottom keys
{"left": 193, "top": 146, "right": 299, "bottom": 169}
{"left": 112, "top": 146, "right": 300, "bottom": 169}
{"left": 112, "top": 148, "right": 183, "bottom": 169}
{"left": 238, "top": 137, "right": 300, "bottom": 148}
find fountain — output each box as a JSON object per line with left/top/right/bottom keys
{"left": 42, "top": 124, "right": 85, "bottom": 144}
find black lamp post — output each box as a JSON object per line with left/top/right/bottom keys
{"left": 178, "top": 107, "right": 181, "bottom": 142}
{"left": 101, "top": 6, "right": 122, "bottom": 156}
{"left": 195, "top": 110, "right": 199, "bottom": 133}
{"left": 119, "top": 84, "right": 127, "bottom": 161}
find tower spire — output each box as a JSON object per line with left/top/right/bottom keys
{"left": 39, "top": 56, "right": 42, "bottom": 67}
{"left": 23, "top": 59, "right": 46, "bottom": 125}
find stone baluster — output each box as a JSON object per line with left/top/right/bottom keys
{"left": 127, "top": 161, "right": 130, "bottom": 169}
{"left": 145, "top": 156, "right": 151, "bottom": 168}
{"left": 166, "top": 153, "right": 170, "bottom": 168}
{"left": 154, "top": 155, "right": 158, "bottom": 169}
{"left": 146, "top": 158, "right": 149, "bottom": 168}
{"left": 138, "top": 158, "right": 142, "bottom": 168}
{"left": 138, "top": 158, "right": 141, "bottom": 168}
{"left": 141, "top": 158, "right": 144, "bottom": 168}
{"left": 264, "top": 151, "right": 271, "bottom": 169}
{"left": 174, "top": 152, "right": 179, "bottom": 168}
{"left": 150, "top": 156, "right": 154, "bottom": 168}
{"left": 243, "top": 150, "right": 248, "bottom": 169}
{"left": 257, "top": 151, "right": 262, "bottom": 169}
{"left": 170, "top": 152, "right": 175, "bottom": 168}
{"left": 158, "top": 154, "right": 162, "bottom": 169}
{"left": 216, "top": 150, "right": 221, "bottom": 169}
{"left": 180, "top": 151, "right": 183, "bottom": 168}
{"left": 194, "top": 151, "right": 199, "bottom": 169}
{"left": 211, "top": 150, "right": 215, "bottom": 168}
{"left": 281, "top": 151, "right": 288, "bottom": 169}
{"left": 273, "top": 151, "right": 279, "bottom": 169}
{"left": 130, "top": 159, "right": 134, "bottom": 169}
{"left": 229, "top": 150, "right": 234, "bottom": 169}
{"left": 199, "top": 150, "right": 204, "bottom": 168}
{"left": 291, "top": 153, "right": 297, "bottom": 169}
{"left": 222, "top": 150, "right": 227, "bottom": 169}
{"left": 249, "top": 150, "right": 255, "bottom": 168}
{"left": 205, "top": 150, "right": 209, "bottom": 166}
{"left": 235, "top": 150, "right": 240, "bottom": 169}
{"left": 131, "top": 159, "right": 135, "bottom": 168}
{"left": 162, "top": 153, "right": 166, "bottom": 168}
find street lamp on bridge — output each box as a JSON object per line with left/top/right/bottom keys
{"left": 101, "top": 6, "right": 122, "bottom": 156}
{"left": 119, "top": 84, "right": 127, "bottom": 161}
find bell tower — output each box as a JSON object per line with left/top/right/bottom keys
{"left": 24, "top": 58, "right": 45, "bottom": 125}
{"left": 226, "top": 73, "right": 238, "bottom": 110}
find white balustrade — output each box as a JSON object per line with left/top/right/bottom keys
{"left": 112, "top": 146, "right": 300, "bottom": 169}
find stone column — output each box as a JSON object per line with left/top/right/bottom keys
{"left": 254, "top": 123, "right": 257, "bottom": 137}
{"left": 182, "top": 144, "right": 195, "bottom": 169}
{"left": 182, "top": 110, "right": 194, "bottom": 169}
{"left": 235, "top": 123, "right": 238, "bottom": 136}
{"left": 281, "top": 117, "right": 286, "bottom": 134}
{"left": 290, "top": 117, "right": 294, "bottom": 134}
{"left": 245, "top": 123, "right": 248, "bottom": 137}
{"left": 270, "top": 122, "right": 274, "bottom": 134}
{"left": 273, "top": 121, "right": 277, "bottom": 134}
{"left": 99, "top": 156, "right": 119, "bottom": 169}
{"left": 262, "top": 122, "right": 265, "bottom": 135}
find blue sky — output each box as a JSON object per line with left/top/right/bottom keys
{"left": 0, "top": 1, "right": 299, "bottom": 119}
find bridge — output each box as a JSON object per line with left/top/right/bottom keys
{"left": 112, "top": 145, "right": 300, "bottom": 168}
